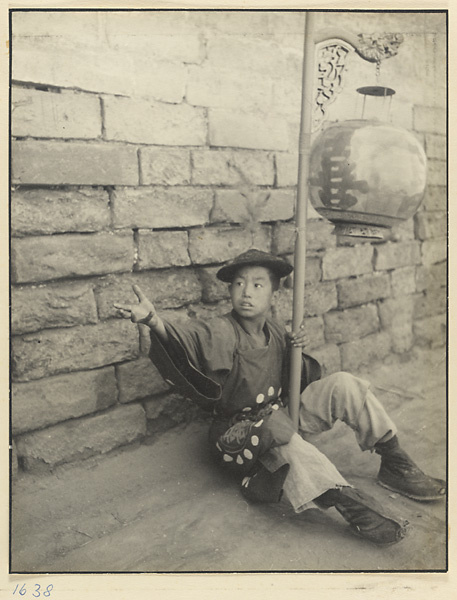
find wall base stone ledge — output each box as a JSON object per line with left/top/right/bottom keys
{"left": 12, "top": 367, "right": 118, "bottom": 435}
{"left": 15, "top": 404, "right": 147, "bottom": 471}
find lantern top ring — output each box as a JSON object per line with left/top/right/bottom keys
{"left": 357, "top": 86, "right": 396, "bottom": 97}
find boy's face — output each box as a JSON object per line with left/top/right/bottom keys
{"left": 229, "top": 266, "right": 276, "bottom": 321}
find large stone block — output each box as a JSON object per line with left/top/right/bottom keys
{"left": 94, "top": 270, "right": 202, "bottom": 318}
{"left": 11, "top": 188, "right": 111, "bottom": 236}
{"left": 337, "top": 273, "right": 391, "bottom": 309}
{"left": 269, "top": 298, "right": 325, "bottom": 345}
{"left": 198, "top": 11, "right": 278, "bottom": 35}
{"left": 12, "top": 281, "right": 98, "bottom": 335}
{"left": 186, "top": 301, "right": 233, "bottom": 323}
{"left": 413, "top": 105, "right": 446, "bottom": 135}
{"left": 414, "top": 287, "right": 447, "bottom": 319}
{"left": 389, "top": 218, "right": 415, "bottom": 242}
{"left": 191, "top": 149, "right": 275, "bottom": 186}
{"left": 103, "top": 15, "right": 204, "bottom": 63}
{"left": 187, "top": 64, "right": 273, "bottom": 112}
{"left": 426, "top": 160, "right": 446, "bottom": 187}
{"left": 283, "top": 255, "right": 321, "bottom": 287}
{"left": 303, "top": 282, "right": 338, "bottom": 317}
{"left": 322, "top": 245, "right": 374, "bottom": 280}
{"left": 112, "top": 187, "right": 212, "bottom": 230}
{"left": 308, "top": 344, "right": 341, "bottom": 377}
{"left": 272, "top": 222, "right": 295, "bottom": 255}
{"left": 374, "top": 242, "right": 421, "bottom": 271}
{"left": 137, "top": 231, "right": 190, "bottom": 270}
{"left": 423, "top": 186, "right": 446, "bottom": 211}
{"left": 188, "top": 226, "right": 271, "bottom": 265}
{"left": 390, "top": 267, "right": 417, "bottom": 298}
{"left": 11, "top": 140, "right": 139, "bottom": 186}
{"left": 272, "top": 78, "right": 302, "bottom": 116}
{"left": 340, "top": 331, "right": 391, "bottom": 372}
{"left": 275, "top": 152, "right": 298, "bottom": 187}
{"left": 324, "top": 304, "right": 379, "bottom": 344}
{"left": 12, "top": 11, "right": 100, "bottom": 44}
{"left": 12, "top": 232, "right": 134, "bottom": 284}
{"left": 413, "top": 314, "right": 447, "bottom": 348}
{"left": 378, "top": 294, "right": 416, "bottom": 352}
{"left": 140, "top": 147, "right": 191, "bottom": 186}
{"left": 103, "top": 96, "right": 206, "bottom": 146}
{"left": 116, "top": 357, "right": 170, "bottom": 404}
{"left": 274, "top": 284, "right": 336, "bottom": 322}
{"left": 415, "top": 211, "right": 447, "bottom": 240}
{"left": 12, "top": 367, "right": 117, "bottom": 435}
{"left": 379, "top": 296, "right": 414, "bottom": 329}
{"left": 12, "top": 320, "right": 139, "bottom": 381}
{"left": 15, "top": 404, "right": 146, "bottom": 470}
{"left": 273, "top": 222, "right": 330, "bottom": 256}
{"left": 390, "top": 322, "right": 414, "bottom": 354}
{"left": 208, "top": 109, "right": 289, "bottom": 151}
{"left": 197, "top": 267, "right": 231, "bottom": 303}
{"left": 416, "top": 262, "right": 447, "bottom": 292}
{"left": 12, "top": 87, "right": 101, "bottom": 139}
{"left": 206, "top": 35, "right": 289, "bottom": 78}
{"left": 12, "top": 42, "right": 186, "bottom": 103}
{"left": 425, "top": 134, "right": 446, "bottom": 160}
{"left": 421, "top": 238, "right": 447, "bottom": 266}
{"left": 306, "top": 220, "right": 337, "bottom": 251}
{"left": 212, "top": 189, "right": 294, "bottom": 224}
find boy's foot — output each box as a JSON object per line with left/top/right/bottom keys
{"left": 240, "top": 463, "right": 290, "bottom": 503}
{"left": 375, "top": 437, "right": 446, "bottom": 501}
{"left": 317, "top": 487, "right": 406, "bottom": 545}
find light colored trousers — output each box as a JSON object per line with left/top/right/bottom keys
{"left": 261, "top": 372, "right": 398, "bottom": 512}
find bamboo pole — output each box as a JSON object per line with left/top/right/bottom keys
{"left": 289, "top": 12, "right": 316, "bottom": 429}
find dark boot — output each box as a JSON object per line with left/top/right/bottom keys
{"left": 375, "top": 436, "right": 446, "bottom": 501}
{"left": 240, "top": 463, "right": 290, "bottom": 503}
{"left": 317, "top": 487, "right": 406, "bottom": 545}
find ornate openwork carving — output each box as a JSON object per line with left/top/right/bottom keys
{"left": 313, "top": 42, "right": 350, "bottom": 131}
{"left": 355, "top": 33, "right": 404, "bottom": 64}
{"left": 312, "top": 32, "right": 404, "bottom": 130}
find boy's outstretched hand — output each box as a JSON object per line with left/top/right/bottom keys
{"left": 114, "top": 284, "right": 158, "bottom": 327}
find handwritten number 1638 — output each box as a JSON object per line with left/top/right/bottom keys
{"left": 13, "top": 583, "right": 54, "bottom": 597}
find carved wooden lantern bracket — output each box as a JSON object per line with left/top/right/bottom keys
{"left": 312, "top": 31, "right": 404, "bottom": 131}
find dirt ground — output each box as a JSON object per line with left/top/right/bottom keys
{"left": 10, "top": 346, "right": 447, "bottom": 573}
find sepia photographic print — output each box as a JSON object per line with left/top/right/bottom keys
{"left": 8, "top": 5, "right": 448, "bottom": 589}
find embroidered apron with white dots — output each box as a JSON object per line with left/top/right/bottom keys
{"left": 210, "top": 314, "right": 296, "bottom": 474}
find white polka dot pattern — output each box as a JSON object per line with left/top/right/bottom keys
{"left": 256, "top": 393, "right": 265, "bottom": 404}
{"left": 251, "top": 435, "right": 259, "bottom": 446}
{"left": 268, "top": 386, "right": 275, "bottom": 396}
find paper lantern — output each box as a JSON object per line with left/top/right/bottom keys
{"left": 309, "top": 89, "right": 427, "bottom": 239}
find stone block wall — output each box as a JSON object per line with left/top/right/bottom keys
{"left": 10, "top": 10, "right": 447, "bottom": 473}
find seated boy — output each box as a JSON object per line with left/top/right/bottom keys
{"left": 115, "top": 249, "right": 445, "bottom": 545}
